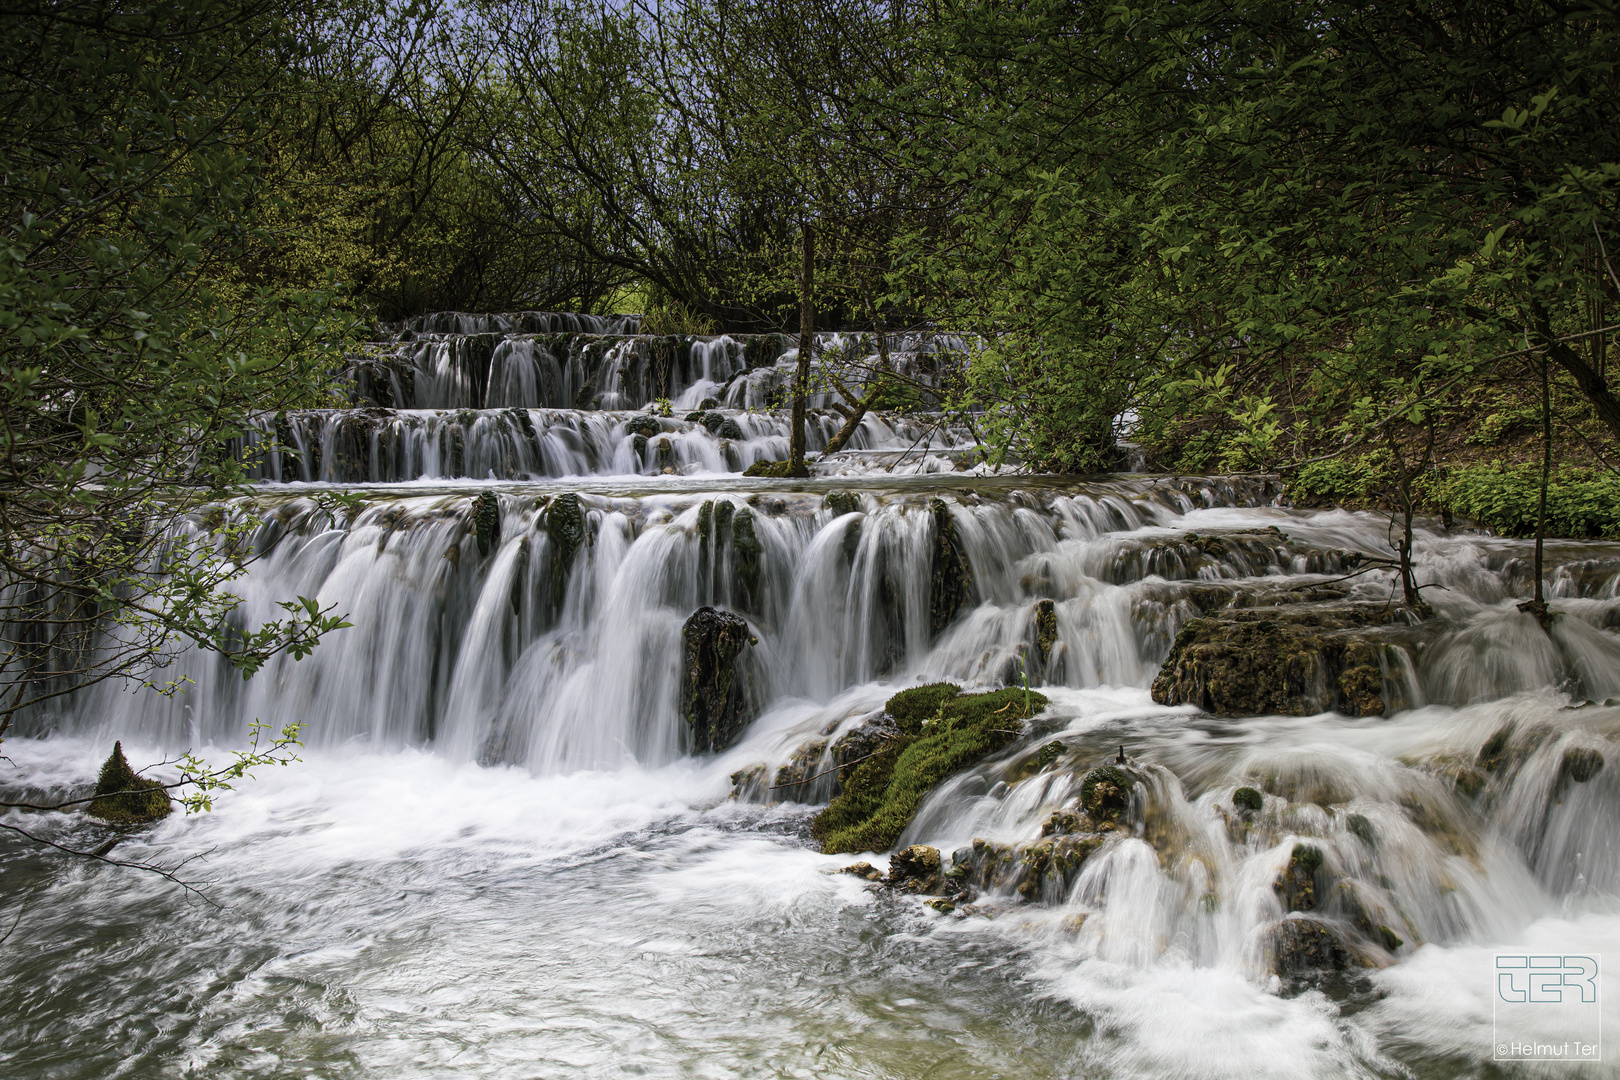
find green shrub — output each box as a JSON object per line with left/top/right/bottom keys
{"left": 813, "top": 684, "right": 1048, "bottom": 854}
{"left": 1434, "top": 463, "right": 1620, "bottom": 538}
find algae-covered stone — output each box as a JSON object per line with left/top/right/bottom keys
{"left": 626, "top": 414, "right": 661, "bottom": 439}
{"left": 1275, "top": 843, "right": 1325, "bottom": 912}
{"left": 546, "top": 493, "right": 585, "bottom": 595}
{"left": 1080, "top": 765, "right": 1130, "bottom": 821}
{"left": 85, "top": 741, "right": 171, "bottom": 824}
{"left": 1232, "top": 786, "right": 1264, "bottom": 813}
{"left": 1034, "top": 598, "right": 1058, "bottom": 664}
{"left": 824, "top": 491, "right": 860, "bottom": 516}
{"left": 681, "top": 606, "right": 756, "bottom": 753}
{"left": 718, "top": 418, "right": 744, "bottom": 441}
{"left": 1035, "top": 740, "right": 1065, "bottom": 770}
{"left": 472, "top": 491, "right": 501, "bottom": 557}
{"left": 731, "top": 506, "right": 762, "bottom": 608}
{"left": 928, "top": 498, "right": 970, "bottom": 636}
{"left": 840, "top": 861, "right": 884, "bottom": 882}
{"left": 1563, "top": 746, "right": 1605, "bottom": 783}
{"left": 743, "top": 458, "right": 807, "bottom": 478}
{"left": 1346, "top": 813, "right": 1376, "bottom": 848}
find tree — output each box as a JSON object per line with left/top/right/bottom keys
{"left": 0, "top": 0, "right": 351, "bottom": 753}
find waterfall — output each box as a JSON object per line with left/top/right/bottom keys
{"left": 7, "top": 309, "right": 1619, "bottom": 1080}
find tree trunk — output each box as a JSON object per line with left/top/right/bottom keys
{"left": 788, "top": 223, "right": 815, "bottom": 473}
{"left": 1532, "top": 299, "right": 1620, "bottom": 444}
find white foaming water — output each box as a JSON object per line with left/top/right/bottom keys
{"left": 5, "top": 461, "right": 1620, "bottom": 1075}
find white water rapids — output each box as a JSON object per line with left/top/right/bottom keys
{"left": 2, "top": 317, "right": 1618, "bottom": 1078}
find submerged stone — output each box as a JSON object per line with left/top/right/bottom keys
{"left": 731, "top": 506, "right": 762, "bottom": 607}
{"left": 680, "top": 606, "right": 756, "bottom": 754}
{"left": 86, "top": 741, "right": 171, "bottom": 824}
{"left": 1033, "top": 598, "right": 1058, "bottom": 664}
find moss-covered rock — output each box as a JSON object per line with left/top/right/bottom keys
{"left": 731, "top": 505, "right": 762, "bottom": 609}
{"left": 1232, "top": 786, "right": 1264, "bottom": 812}
{"left": 886, "top": 844, "right": 942, "bottom": 892}
{"left": 743, "top": 458, "right": 808, "bottom": 478}
{"left": 626, "top": 413, "right": 662, "bottom": 439}
{"left": 1035, "top": 740, "right": 1065, "bottom": 770}
{"left": 472, "top": 491, "right": 501, "bottom": 557}
{"left": 1150, "top": 603, "right": 1425, "bottom": 717}
{"left": 718, "top": 418, "right": 744, "bottom": 441}
{"left": 1275, "top": 843, "right": 1325, "bottom": 912}
{"left": 85, "top": 741, "right": 170, "bottom": 824}
{"left": 1080, "top": 765, "right": 1131, "bottom": 821}
{"left": 546, "top": 493, "right": 586, "bottom": 595}
{"left": 824, "top": 490, "right": 860, "bottom": 516}
{"left": 1563, "top": 746, "right": 1606, "bottom": 784}
{"left": 812, "top": 684, "right": 1048, "bottom": 854}
{"left": 1034, "top": 598, "right": 1058, "bottom": 664}
{"left": 1346, "top": 813, "right": 1376, "bottom": 848}
{"left": 681, "top": 606, "right": 756, "bottom": 753}
{"left": 928, "top": 498, "right": 970, "bottom": 636}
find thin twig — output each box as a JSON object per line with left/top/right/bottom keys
{"left": 0, "top": 819, "right": 220, "bottom": 906}
{"left": 767, "top": 744, "right": 895, "bottom": 789}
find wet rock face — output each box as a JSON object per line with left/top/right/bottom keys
{"left": 929, "top": 498, "right": 970, "bottom": 636}
{"left": 1275, "top": 843, "right": 1325, "bottom": 912}
{"left": 472, "top": 492, "right": 501, "bottom": 557}
{"left": 1268, "top": 917, "right": 1357, "bottom": 976}
{"left": 680, "top": 606, "right": 756, "bottom": 753}
{"left": 86, "top": 741, "right": 171, "bottom": 824}
{"left": 1150, "top": 603, "right": 1424, "bottom": 717}
{"left": 546, "top": 493, "right": 586, "bottom": 595}
{"left": 1033, "top": 599, "right": 1058, "bottom": 665}
{"left": 1563, "top": 746, "right": 1606, "bottom": 784}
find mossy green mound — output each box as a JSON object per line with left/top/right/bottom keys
{"left": 812, "top": 683, "right": 1047, "bottom": 854}
{"left": 1232, "top": 786, "right": 1263, "bottom": 812}
{"left": 85, "top": 741, "right": 171, "bottom": 824}
{"left": 742, "top": 458, "right": 808, "bottom": 478}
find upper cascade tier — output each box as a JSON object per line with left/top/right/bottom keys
{"left": 239, "top": 407, "right": 979, "bottom": 483}
{"left": 348, "top": 311, "right": 968, "bottom": 412}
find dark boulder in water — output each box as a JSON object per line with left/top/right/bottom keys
{"left": 1150, "top": 603, "right": 1425, "bottom": 717}
{"left": 823, "top": 490, "right": 860, "bottom": 516}
{"left": 86, "top": 741, "right": 171, "bottom": 824}
{"left": 681, "top": 606, "right": 756, "bottom": 753}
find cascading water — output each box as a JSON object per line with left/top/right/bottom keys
{"left": 4, "top": 314, "right": 1619, "bottom": 1079}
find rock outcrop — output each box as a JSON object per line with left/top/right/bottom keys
{"left": 680, "top": 606, "right": 756, "bottom": 753}
{"left": 1151, "top": 602, "right": 1426, "bottom": 717}
{"left": 928, "top": 498, "right": 970, "bottom": 636}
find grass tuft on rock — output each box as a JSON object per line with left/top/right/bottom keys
{"left": 812, "top": 683, "right": 1047, "bottom": 854}
{"left": 86, "top": 741, "right": 171, "bottom": 824}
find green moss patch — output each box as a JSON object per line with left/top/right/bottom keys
{"left": 812, "top": 683, "right": 1048, "bottom": 854}
{"left": 85, "top": 741, "right": 171, "bottom": 824}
